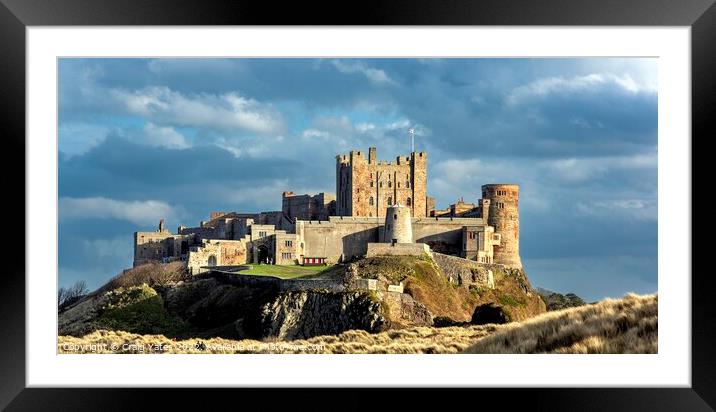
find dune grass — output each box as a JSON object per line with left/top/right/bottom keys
{"left": 462, "top": 293, "right": 657, "bottom": 354}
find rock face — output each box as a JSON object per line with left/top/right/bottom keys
{"left": 380, "top": 291, "right": 433, "bottom": 327}
{"left": 260, "top": 290, "right": 386, "bottom": 340}
{"left": 471, "top": 303, "right": 512, "bottom": 325}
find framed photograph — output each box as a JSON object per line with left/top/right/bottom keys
{"left": 3, "top": 0, "right": 711, "bottom": 409}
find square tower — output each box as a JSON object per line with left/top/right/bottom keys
{"left": 336, "top": 147, "right": 429, "bottom": 217}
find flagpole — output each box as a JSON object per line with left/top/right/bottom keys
{"left": 409, "top": 128, "right": 415, "bottom": 153}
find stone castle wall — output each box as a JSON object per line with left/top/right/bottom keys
{"left": 366, "top": 242, "right": 432, "bottom": 258}
{"left": 186, "top": 239, "right": 248, "bottom": 274}
{"left": 296, "top": 216, "right": 489, "bottom": 263}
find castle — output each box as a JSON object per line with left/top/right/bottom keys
{"left": 133, "top": 147, "right": 522, "bottom": 273}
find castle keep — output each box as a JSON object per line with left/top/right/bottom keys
{"left": 336, "top": 148, "right": 431, "bottom": 217}
{"left": 133, "top": 147, "right": 522, "bottom": 273}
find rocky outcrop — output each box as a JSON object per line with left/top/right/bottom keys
{"left": 380, "top": 291, "right": 433, "bottom": 327}
{"left": 259, "top": 290, "right": 386, "bottom": 340}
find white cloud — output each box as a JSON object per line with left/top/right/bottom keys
{"left": 301, "top": 128, "right": 332, "bottom": 139}
{"left": 506, "top": 73, "right": 657, "bottom": 106}
{"left": 331, "top": 60, "right": 395, "bottom": 85}
{"left": 576, "top": 198, "right": 657, "bottom": 221}
{"left": 59, "top": 197, "right": 183, "bottom": 226}
{"left": 545, "top": 151, "right": 657, "bottom": 182}
{"left": 110, "top": 86, "right": 284, "bottom": 134}
{"left": 142, "top": 123, "right": 189, "bottom": 149}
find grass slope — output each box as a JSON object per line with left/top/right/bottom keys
{"left": 237, "top": 264, "right": 324, "bottom": 279}
{"left": 353, "top": 255, "right": 544, "bottom": 322}
{"left": 463, "top": 293, "right": 657, "bottom": 354}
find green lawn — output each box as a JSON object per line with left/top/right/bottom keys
{"left": 237, "top": 264, "right": 326, "bottom": 279}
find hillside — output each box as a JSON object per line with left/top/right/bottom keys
{"left": 58, "top": 254, "right": 545, "bottom": 341}
{"left": 350, "top": 254, "right": 545, "bottom": 323}
{"left": 58, "top": 293, "right": 656, "bottom": 354}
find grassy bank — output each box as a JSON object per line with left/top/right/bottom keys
{"left": 237, "top": 264, "right": 325, "bottom": 279}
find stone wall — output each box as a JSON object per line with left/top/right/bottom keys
{"left": 412, "top": 217, "right": 487, "bottom": 255}
{"left": 186, "top": 239, "right": 247, "bottom": 274}
{"left": 432, "top": 252, "right": 495, "bottom": 288}
{"left": 133, "top": 229, "right": 196, "bottom": 267}
{"left": 297, "top": 215, "right": 490, "bottom": 263}
{"left": 204, "top": 270, "right": 345, "bottom": 292}
{"left": 296, "top": 217, "right": 382, "bottom": 263}
{"left": 366, "top": 243, "right": 432, "bottom": 258}
{"left": 282, "top": 191, "right": 336, "bottom": 221}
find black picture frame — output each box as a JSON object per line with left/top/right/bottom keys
{"left": 1, "top": 0, "right": 710, "bottom": 410}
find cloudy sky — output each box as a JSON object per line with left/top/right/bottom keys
{"left": 58, "top": 58, "right": 657, "bottom": 301}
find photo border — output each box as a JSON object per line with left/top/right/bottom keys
{"left": 2, "top": 0, "right": 711, "bottom": 409}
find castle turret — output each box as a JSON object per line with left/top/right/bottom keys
{"left": 384, "top": 204, "right": 413, "bottom": 244}
{"left": 482, "top": 184, "right": 522, "bottom": 268}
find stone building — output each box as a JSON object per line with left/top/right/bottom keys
{"left": 335, "top": 147, "right": 430, "bottom": 218}
{"left": 132, "top": 146, "right": 523, "bottom": 273}
{"left": 282, "top": 191, "right": 336, "bottom": 222}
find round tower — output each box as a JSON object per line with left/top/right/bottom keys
{"left": 482, "top": 184, "right": 522, "bottom": 268}
{"left": 384, "top": 204, "right": 413, "bottom": 244}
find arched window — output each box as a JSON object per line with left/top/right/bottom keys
{"left": 406, "top": 197, "right": 412, "bottom": 206}
{"left": 387, "top": 197, "right": 393, "bottom": 205}
{"left": 388, "top": 181, "right": 392, "bottom": 188}
{"left": 369, "top": 197, "right": 374, "bottom": 205}
{"left": 208, "top": 255, "right": 217, "bottom": 266}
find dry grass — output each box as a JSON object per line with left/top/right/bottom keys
{"left": 463, "top": 293, "right": 657, "bottom": 354}
{"left": 95, "top": 262, "right": 187, "bottom": 294}
{"left": 58, "top": 325, "right": 498, "bottom": 354}
{"left": 58, "top": 293, "right": 657, "bottom": 354}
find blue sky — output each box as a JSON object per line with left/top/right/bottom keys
{"left": 58, "top": 58, "right": 658, "bottom": 302}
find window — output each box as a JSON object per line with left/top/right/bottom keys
{"left": 406, "top": 181, "right": 410, "bottom": 188}
{"left": 370, "top": 181, "right": 374, "bottom": 187}
{"left": 388, "top": 181, "right": 392, "bottom": 188}
{"left": 285, "top": 240, "right": 293, "bottom": 247}
{"left": 282, "top": 253, "right": 292, "bottom": 260}
{"left": 397, "top": 182, "right": 401, "bottom": 188}
{"left": 387, "top": 197, "right": 392, "bottom": 205}
{"left": 259, "top": 231, "right": 267, "bottom": 237}
{"left": 369, "top": 197, "right": 374, "bottom": 205}
{"left": 394, "top": 214, "right": 398, "bottom": 219}
{"left": 380, "top": 182, "right": 383, "bottom": 188}
{"left": 406, "top": 197, "right": 411, "bottom": 206}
